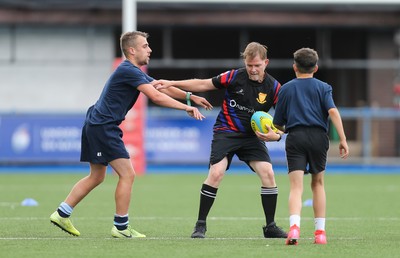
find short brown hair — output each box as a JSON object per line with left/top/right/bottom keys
{"left": 120, "top": 31, "right": 149, "bottom": 57}
{"left": 241, "top": 42, "right": 268, "bottom": 60}
{"left": 293, "top": 47, "right": 318, "bottom": 73}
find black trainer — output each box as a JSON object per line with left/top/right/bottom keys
{"left": 262, "top": 222, "right": 288, "bottom": 238}
{"left": 191, "top": 220, "right": 207, "bottom": 238}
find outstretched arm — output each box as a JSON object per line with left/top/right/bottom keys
{"left": 138, "top": 83, "right": 205, "bottom": 120}
{"left": 153, "top": 85, "right": 213, "bottom": 110}
{"left": 153, "top": 78, "right": 216, "bottom": 92}
{"left": 329, "top": 107, "right": 349, "bottom": 159}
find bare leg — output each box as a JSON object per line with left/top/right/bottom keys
{"left": 64, "top": 163, "right": 107, "bottom": 207}
{"left": 288, "top": 170, "right": 304, "bottom": 217}
{"left": 250, "top": 161, "right": 276, "bottom": 188}
{"left": 311, "top": 171, "right": 327, "bottom": 244}
{"left": 311, "top": 171, "right": 326, "bottom": 218}
{"left": 109, "top": 158, "right": 136, "bottom": 215}
{"left": 204, "top": 157, "right": 228, "bottom": 188}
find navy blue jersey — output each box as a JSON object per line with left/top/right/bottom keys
{"left": 211, "top": 68, "right": 281, "bottom": 134}
{"left": 273, "top": 77, "right": 336, "bottom": 132}
{"left": 85, "top": 60, "right": 153, "bottom": 125}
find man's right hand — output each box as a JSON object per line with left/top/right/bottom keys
{"left": 185, "top": 106, "right": 205, "bottom": 121}
{"left": 152, "top": 79, "right": 171, "bottom": 90}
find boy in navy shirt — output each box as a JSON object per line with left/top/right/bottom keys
{"left": 273, "top": 47, "right": 349, "bottom": 245}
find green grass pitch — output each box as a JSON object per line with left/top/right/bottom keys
{"left": 0, "top": 171, "right": 399, "bottom": 258}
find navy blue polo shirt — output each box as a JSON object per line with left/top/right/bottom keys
{"left": 273, "top": 77, "right": 336, "bottom": 132}
{"left": 85, "top": 60, "right": 153, "bottom": 125}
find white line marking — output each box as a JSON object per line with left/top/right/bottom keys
{"left": 0, "top": 202, "right": 19, "bottom": 207}
{"left": 0, "top": 216, "right": 398, "bottom": 221}
{"left": 0, "top": 236, "right": 363, "bottom": 240}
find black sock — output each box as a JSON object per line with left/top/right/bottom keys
{"left": 114, "top": 214, "right": 129, "bottom": 230}
{"left": 197, "top": 184, "right": 218, "bottom": 221}
{"left": 261, "top": 187, "right": 278, "bottom": 225}
{"left": 57, "top": 209, "right": 69, "bottom": 218}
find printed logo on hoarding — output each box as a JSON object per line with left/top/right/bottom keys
{"left": 11, "top": 124, "right": 31, "bottom": 153}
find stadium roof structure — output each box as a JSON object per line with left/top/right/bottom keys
{"left": 0, "top": 0, "right": 399, "bottom": 26}
{"left": 1, "top": 0, "right": 400, "bottom": 9}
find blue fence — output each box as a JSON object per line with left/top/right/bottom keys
{"left": 0, "top": 107, "right": 399, "bottom": 168}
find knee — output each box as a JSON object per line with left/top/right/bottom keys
{"left": 121, "top": 170, "right": 136, "bottom": 182}
{"left": 311, "top": 178, "right": 324, "bottom": 189}
{"left": 259, "top": 169, "right": 276, "bottom": 187}
{"left": 207, "top": 170, "right": 224, "bottom": 185}
{"left": 90, "top": 174, "right": 106, "bottom": 186}
{"left": 260, "top": 169, "right": 275, "bottom": 181}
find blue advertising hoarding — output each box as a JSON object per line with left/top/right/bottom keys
{"left": 0, "top": 111, "right": 286, "bottom": 165}
{"left": 145, "top": 115, "right": 214, "bottom": 164}
{"left": 0, "top": 113, "right": 84, "bottom": 163}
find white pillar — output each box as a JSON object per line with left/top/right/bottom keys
{"left": 122, "top": 0, "right": 137, "bottom": 33}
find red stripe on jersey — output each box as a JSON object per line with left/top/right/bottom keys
{"left": 220, "top": 72, "right": 229, "bottom": 86}
{"left": 221, "top": 99, "right": 238, "bottom": 131}
{"left": 227, "top": 70, "right": 235, "bottom": 84}
{"left": 273, "top": 81, "right": 281, "bottom": 105}
{"left": 219, "top": 70, "right": 235, "bottom": 88}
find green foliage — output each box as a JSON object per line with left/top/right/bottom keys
{"left": 0, "top": 173, "right": 399, "bottom": 258}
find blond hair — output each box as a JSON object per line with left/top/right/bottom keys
{"left": 241, "top": 42, "right": 268, "bottom": 60}
{"left": 120, "top": 31, "right": 149, "bottom": 57}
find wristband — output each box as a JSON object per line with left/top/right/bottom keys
{"left": 186, "top": 92, "right": 192, "bottom": 106}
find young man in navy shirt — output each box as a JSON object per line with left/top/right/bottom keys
{"left": 50, "top": 31, "right": 212, "bottom": 238}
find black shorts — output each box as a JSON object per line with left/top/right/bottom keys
{"left": 210, "top": 132, "right": 271, "bottom": 171}
{"left": 285, "top": 126, "right": 329, "bottom": 174}
{"left": 80, "top": 122, "right": 129, "bottom": 165}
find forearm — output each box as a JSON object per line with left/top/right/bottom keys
{"left": 170, "top": 79, "right": 214, "bottom": 92}
{"left": 329, "top": 108, "right": 346, "bottom": 141}
{"left": 159, "top": 87, "right": 189, "bottom": 100}
{"left": 151, "top": 90, "right": 189, "bottom": 111}
{"left": 158, "top": 87, "right": 203, "bottom": 106}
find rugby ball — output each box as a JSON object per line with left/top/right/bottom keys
{"left": 251, "top": 111, "right": 278, "bottom": 133}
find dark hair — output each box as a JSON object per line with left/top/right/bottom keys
{"left": 293, "top": 48, "right": 318, "bottom": 73}
{"left": 120, "top": 31, "right": 149, "bottom": 57}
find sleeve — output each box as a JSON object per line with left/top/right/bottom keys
{"left": 145, "top": 73, "right": 155, "bottom": 82}
{"left": 212, "top": 69, "right": 237, "bottom": 89}
{"left": 124, "top": 67, "right": 153, "bottom": 88}
{"left": 272, "top": 89, "right": 286, "bottom": 127}
{"left": 324, "top": 84, "right": 336, "bottom": 111}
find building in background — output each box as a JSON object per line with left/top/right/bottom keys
{"left": 0, "top": 0, "right": 399, "bottom": 162}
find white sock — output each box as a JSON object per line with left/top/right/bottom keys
{"left": 289, "top": 214, "right": 301, "bottom": 227}
{"left": 314, "top": 218, "right": 325, "bottom": 231}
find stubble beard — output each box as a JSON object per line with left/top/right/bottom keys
{"left": 249, "top": 74, "right": 261, "bottom": 82}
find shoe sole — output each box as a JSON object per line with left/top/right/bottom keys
{"left": 112, "top": 235, "right": 132, "bottom": 238}
{"left": 50, "top": 221, "right": 79, "bottom": 236}
{"left": 265, "top": 235, "right": 288, "bottom": 238}
{"left": 286, "top": 238, "right": 298, "bottom": 245}
{"left": 191, "top": 235, "right": 205, "bottom": 238}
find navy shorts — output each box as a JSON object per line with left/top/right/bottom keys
{"left": 285, "top": 126, "right": 329, "bottom": 174}
{"left": 210, "top": 132, "right": 271, "bottom": 171}
{"left": 80, "top": 122, "right": 129, "bottom": 165}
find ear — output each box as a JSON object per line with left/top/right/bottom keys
{"left": 313, "top": 65, "right": 318, "bottom": 73}
{"left": 264, "top": 59, "right": 270, "bottom": 66}
{"left": 293, "top": 63, "right": 298, "bottom": 72}
{"left": 128, "top": 47, "right": 135, "bottom": 56}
